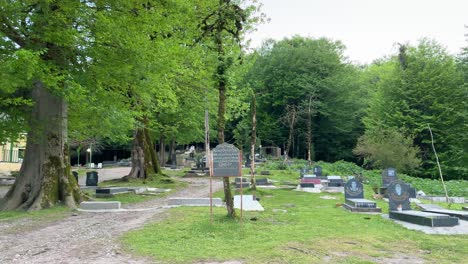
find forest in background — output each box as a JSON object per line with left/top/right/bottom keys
{"left": 0, "top": 1, "right": 466, "bottom": 211}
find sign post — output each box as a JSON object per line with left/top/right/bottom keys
{"left": 211, "top": 143, "right": 243, "bottom": 222}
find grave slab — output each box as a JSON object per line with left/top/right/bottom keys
{"left": 234, "top": 195, "right": 264, "bottom": 211}
{"left": 167, "top": 198, "right": 223, "bottom": 206}
{"left": 80, "top": 201, "right": 121, "bottom": 210}
{"left": 382, "top": 214, "right": 468, "bottom": 235}
{"left": 389, "top": 210, "right": 459, "bottom": 227}
{"left": 418, "top": 204, "right": 468, "bottom": 220}
{"left": 344, "top": 198, "right": 382, "bottom": 213}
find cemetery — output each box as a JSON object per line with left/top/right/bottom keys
{"left": 1, "top": 1, "right": 467, "bottom": 263}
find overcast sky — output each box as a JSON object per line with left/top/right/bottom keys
{"left": 246, "top": 0, "right": 467, "bottom": 64}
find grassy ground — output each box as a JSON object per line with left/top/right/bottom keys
{"left": 121, "top": 167, "right": 467, "bottom": 264}
{"left": 0, "top": 206, "right": 70, "bottom": 221}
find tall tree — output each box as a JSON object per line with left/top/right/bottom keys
{"left": 364, "top": 40, "right": 466, "bottom": 179}
{"left": 246, "top": 37, "right": 365, "bottom": 161}
{"left": 198, "top": 0, "right": 259, "bottom": 217}
{"left": 0, "top": 1, "right": 91, "bottom": 210}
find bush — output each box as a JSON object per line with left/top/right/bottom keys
{"left": 353, "top": 127, "right": 421, "bottom": 173}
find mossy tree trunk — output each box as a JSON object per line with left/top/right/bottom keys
{"left": 128, "top": 117, "right": 163, "bottom": 180}
{"left": 0, "top": 82, "right": 82, "bottom": 211}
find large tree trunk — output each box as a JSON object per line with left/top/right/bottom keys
{"left": 127, "top": 118, "right": 163, "bottom": 179}
{"left": 0, "top": 82, "right": 82, "bottom": 211}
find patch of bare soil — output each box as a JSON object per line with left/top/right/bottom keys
{"left": 0, "top": 177, "right": 223, "bottom": 264}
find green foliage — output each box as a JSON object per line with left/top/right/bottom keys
{"left": 353, "top": 126, "right": 421, "bottom": 173}
{"left": 243, "top": 36, "right": 366, "bottom": 161}
{"left": 363, "top": 40, "right": 467, "bottom": 180}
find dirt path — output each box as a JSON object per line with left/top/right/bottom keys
{"left": 0, "top": 177, "right": 224, "bottom": 264}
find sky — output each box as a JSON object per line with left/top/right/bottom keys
{"left": 246, "top": 0, "right": 468, "bottom": 64}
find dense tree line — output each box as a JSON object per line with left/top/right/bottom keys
{"left": 231, "top": 37, "right": 466, "bottom": 180}
{"left": 0, "top": 0, "right": 465, "bottom": 212}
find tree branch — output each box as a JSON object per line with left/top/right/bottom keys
{"left": 0, "top": 16, "right": 27, "bottom": 47}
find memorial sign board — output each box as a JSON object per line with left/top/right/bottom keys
{"left": 212, "top": 143, "right": 241, "bottom": 177}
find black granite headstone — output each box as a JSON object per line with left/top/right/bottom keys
{"left": 235, "top": 177, "right": 248, "bottom": 183}
{"left": 327, "top": 176, "right": 344, "bottom": 187}
{"left": 256, "top": 178, "right": 269, "bottom": 185}
{"left": 382, "top": 167, "right": 397, "bottom": 186}
{"left": 344, "top": 178, "right": 364, "bottom": 199}
{"left": 408, "top": 186, "right": 416, "bottom": 198}
{"left": 86, "top": 171, "right": 98, "bottom": 186}
{"left": 313, "top": 166, "right": 322, "bottom": 177}
{"left": 72, "top": 171, "right": 79, "bottom": 183}
{"left": 299, "top": 167, "right": 310, "bottom": 178}
{"left": 212, "top": 143, "right": 241, "bottom": 177}
{"left": 387, "top": 180, "right": 411, "bottom": 211}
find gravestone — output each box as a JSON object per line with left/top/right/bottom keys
{"left": 86, "top": 171, "right": 98, "bottom": 186}
{"left": 408, "top": 186, "right": 417, "bottom": 198}
{"left": 299, "top": 167, "right": 311, "bottom": 178}
{"left": 234, "top": 177, "right": 249, "bottom": 188}
{"left": 170, "top": 153, "right": 177, "bottom": 169}
{"left": 95, "top": 187, "right": 129, "bottom": 198}
{"left": 255, "top": 178, "right": 269, "bottom": 186}
{"left": 327, "top": 176, "right": 344, "bottom": 187}
{"left": 382, "top": 168, "right": 397, "bottom": 186}
{"left": 313, "top": 166, "right": 322, "bottom": 177}
{"left": 344, "top": 178, "right": 364, "bottom": 199}
{"left": 300, "top": 176, "right": 321, "bottom": 188}
{"left": 245, "top": 155, "right": 251, "bottom": 168}
{"left": 380, "top": 168, "right": 398, "bottom": 197}
{"left": 388, "top": 180, "right": 459, "bottom": 227}
{"left": 212, "top": 143, "right": 241, "bottom": 177}
{"left": 72, "top": 171, "right": 79, "bottom": 183}
{"left": 343, "top": 178, "right": 381, "bottom": 212}
{"left": 388, "top": 180, "right": 411, "bottom": 211}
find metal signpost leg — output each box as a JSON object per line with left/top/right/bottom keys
{"left": 210, "top": 153, "right": 213, "bottom": 224}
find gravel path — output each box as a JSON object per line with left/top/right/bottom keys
{"left": 0, "top": 176, "right": 224, "bottom": 264}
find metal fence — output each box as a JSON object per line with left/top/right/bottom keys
{"left": 1, "top": 149, "right": 21, "bottom": 163}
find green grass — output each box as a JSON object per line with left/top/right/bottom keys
{"left": 121, "top": 165, "right": 467, "bottom": 263}
{"left": 122, "top": 186, "right": 467, "bottom": 263}
{"left": 0, "top": 205, "right": 70, "bottom": 221}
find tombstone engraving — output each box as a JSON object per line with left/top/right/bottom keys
{"left": 387, "top": 180, "right": 459, "bottom": 226}
{"left": 212, "top": 143, "right": 241, "bottom": 177}
{"left": 313, "top": 166, "right": 322, "bottom": 177}
{"left": 86, "top": 171, "right": 98, "bottom": 186}
{"left": 344, "top": 178, "right": 381, "bottom": 213}
{"left": 387, "top": 180, "right": 411, "bottom": 211}
{"left": 344, "top": 178, "right": 364, "bottom": 199}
